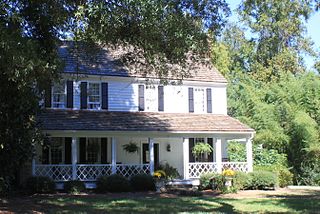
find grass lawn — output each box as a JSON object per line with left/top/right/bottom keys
{"left": 1, "top": 189, "right": 320, "bottom": 213}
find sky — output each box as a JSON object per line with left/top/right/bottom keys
{"left": 226, "top": 0, "right": 320, "bottom": 69}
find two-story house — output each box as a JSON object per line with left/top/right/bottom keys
{"left": 33, "top": 42, "right": 254, "bottom": 187}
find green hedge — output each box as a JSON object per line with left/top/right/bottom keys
{"left": 130, "top": 174, "right": 155, "bottom": 191}
{"left": 96, "top": 174, "right": 131, "bottom": 193}
{"left": 25, "top": 176, "right": 55, "bottom": 194}
{"left": 248, "top": 170, "right": 278, "bottom": 190}
{"left": 199, "top": 173, "right": 217, "bottom": 190}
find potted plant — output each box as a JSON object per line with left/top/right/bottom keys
{"left": 192, "top": 142, "right": 213, "bottom": 162}
{"left": 153, "top": 170, "right": 167, "bottom": 193}
{"left": 122, "top": 142, "right": 139, "bottom": 153}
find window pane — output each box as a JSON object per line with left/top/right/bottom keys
{"left": 87, "top": 138, "right": 99, "bottom": 163}
{"left": 52, "top": 82, "right": 65, "bottom": 108}
{"left": 51, "top": 138, "right": 63, "bottom": 164}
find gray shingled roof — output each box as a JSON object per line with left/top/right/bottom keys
{"left": 39, "top": 109, "right": 254, "bottom": 133}
{"left": 58, "top": 42, "right": 227, "bottom": 83}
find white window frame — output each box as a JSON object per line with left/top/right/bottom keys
{"left": 87, "top": 82, "right": 101, "bottom": 110}
{"left": 194, "top": 88, "right": 205, "bottom": 113}
{"left": 52, "top": 81, "right": 66, "bottom": 108}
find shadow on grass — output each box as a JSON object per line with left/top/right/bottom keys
{"left": 1, "top": 194, "right": 237, "bottom": 213}
{"left": 2, "top": 191, "right": 320, "bottom": 213}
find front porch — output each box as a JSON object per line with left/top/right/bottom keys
{"left": 32, "top": 136, "right": 253, "bottom": 182}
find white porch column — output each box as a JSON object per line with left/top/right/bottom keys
{"left": 148, "top": 138, "right": 155, "bottom": 175}
{"left": 32, "top": 158, "right": 36, "bottom": 176}
{"left": 246, "top": 136, "right": 253, "bottom": 172}
{"left": 111, "top": 137, "right": 117, "bottom": 174}
{"left": 215, "top": 138, "right": 222, "bottom": 173}
{"left": 182, "top": 138, "right": 189, "bottom": 179}
{"left": 72, "top": 137, "right": 78, "bottom": 180}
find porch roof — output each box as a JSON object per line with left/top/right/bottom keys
{"left": 38, "top": 109, "right": 254, "bottom": 133}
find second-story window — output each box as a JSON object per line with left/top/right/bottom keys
{"left": 52, "top": 82, "right": 66, "bottom": 108}
{"left": 88, "top": 82, "right": 101, "bottom": 109}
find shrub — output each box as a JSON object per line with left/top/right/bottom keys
{"left": 199, "top": 172, "right": 216, "bottom": 190}
{"left": 130, "top": 174, "right": 155, "bottom": 191}
{"left": 248, "top": 170, "right": 278, "bottom": 190}
{"left": 25, "top": 176, "right": 55, "bottom": 194}
{"left": 233, "top": 171, "right": 251, "bottom": 190}
{"left": 254, "top": 165, "right": 293, "bottom": 187}
{"left": 64, "top": 181, "right": 86, "bottom": 194}
{"left": 211, "top": 174, "right": 226, "bottom": 191}
{"left": 96, "top": 174, "right": 131, "bottom": 193}
{"left": 0, "top": 177, "right": 10, "bottom": 196}
{"left": 157, "top": 163, "right": 180, "bottom": 180}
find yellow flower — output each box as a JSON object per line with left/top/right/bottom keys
{"left": 153, "top": 170, "right": 166, "bottom": 179}
{"left": 222, "top": 169, "right": 235, "bottom": 177}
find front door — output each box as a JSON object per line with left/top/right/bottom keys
{"left": 142, "top": 143, "right": 159, "bottom": 168}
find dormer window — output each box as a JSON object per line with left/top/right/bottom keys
{"left": 88, "top": 82, "right": 101, "bottom": 109}
{"left": 52, "top": 82, "right": 66, "bottom": 108}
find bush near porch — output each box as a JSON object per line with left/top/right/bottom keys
{"left": 199, "top": 170, "right": 278, "bottom": 193}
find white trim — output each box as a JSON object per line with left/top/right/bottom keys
{"left": 148, "top": 138, "right": 155, "bottom": 175}
{"left": 87, "top": 82, "right": 102, "bottom": 110}
{"left": 182, "top": 138, "right": 189, "bottom": 179}
{"left": 111, "top": 137, "right": 116, "bottom": 174}
{"left": 215, "top": 138, "right": 222, "bottom": 173}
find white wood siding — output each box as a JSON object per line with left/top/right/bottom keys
{"left": 108, "top": 81, "right": 138, "bottom": 111}
{"left": 60, "top": 77, "right": 227, "bottom": 114}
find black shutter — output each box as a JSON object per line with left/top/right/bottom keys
{"left": 42, "top": 146, "right": 49, "bottom": 164}
{"left": 188, "top": 88, "right": 194, "bottom": 113}
{"left": 138, "top": 85, "right": 145, "bottom": 111}
{"left": 80, "top": 82, "right": 87, "bottom": 109}
{"left": 207, "top": 138, "right": 213, "bottom": 162}
{"left": 44, "top": 83, "right": 52, "bottom": 108}
{"left": 64, "top": 137, "right": 72, "bottom": 164}
{"left": 66, "top": 81, "right": 73, "bottom": 108}
{"left": 42, "top": 137, "right": 50, "bottom": 164}
{"left": 142, "top": 144, "right": 148, "bottom": 163}
{"left": 101, "top": 138, "right": 108, "bottom": 164}
{"left": 206, "top": 88, "right": 212, "bottom": 113}
{"left": 79, "top": 138, "right": 86, "bottom": 163}
{"left": 189, "top": 138, "right": 195, "bottom": 162}
{"left": 158, "top": 86, "right": 164, "bottom": 111}
{"left": 101, "top": 82, "right": 108, "bottom": 110}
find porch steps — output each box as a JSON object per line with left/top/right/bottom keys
{"left": 165, "top": 179, "right": 201, "bottom": 196}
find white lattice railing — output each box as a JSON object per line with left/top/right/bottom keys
{"left": 116, "top": 164, "right": 150, "bottom": 177}
{"left": 34, "top": 164, "right": 72, "bottom": 181}
{"left": 188, "top": 162, "right": 248, "bottom": 178}
{"left": 222, "top": 162, "right": 248, "bottom": 172}
{"left": 188, "top": 162, "right": 218, "bottom": 179}
{"left": 77, "top": 164, "right": 112, "bottom": 181}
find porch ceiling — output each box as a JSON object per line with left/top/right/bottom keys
{"left": 38, "top": 109, "right": 254, "bottom": 133}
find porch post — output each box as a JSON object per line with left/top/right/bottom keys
{"left": 246, "top": 136, "right": 253, "bottom": 172}
{"left": 111, "top": 137, "right": 117, "bottom": 174}
{"left": 32, "top": 158, "right": 36, "bottom": 176}
{"left": 72, "top": 137, "right": 78, "bottom": 180}
{"left": 215, "top": 138, "right": 222, "bottom": 173}
{"left": 148, "top": 138, "right": 154, "bottom": 175}
{"left": 182, "top": 138, "right": 189, "bottom": 179}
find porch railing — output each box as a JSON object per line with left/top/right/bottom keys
{"left": 34, "top": 164, "right": 150, "bottom": 182}
{"left": 222, "top": 162, "right": 248, "bottom": 172}
{"left": 77, "top": 164, "right": 112, "bottom": 181}
{"left": 188, "top": 162, "right": 248, "bottom": 179}
{"left": 188, "top": 162, "right": 218, "bottom": 179}
{"left": 34, "top": 164, "right": 72, "bottom": 181}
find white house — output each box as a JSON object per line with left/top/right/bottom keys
{"left": 33, "top": 42, "right": 255, "bottom": 185}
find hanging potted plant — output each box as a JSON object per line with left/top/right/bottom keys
{"left": 122, "top": 142, "right": 139, "bottom": 153}
{"left": 192, "top": 142, "right": 213, "bottom": 162}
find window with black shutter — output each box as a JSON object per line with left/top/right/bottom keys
{"left": 101, "top": 83, "right": 108, "bottom": 110}
{"left": 206, "top": 88, "right": 212, "bottom": 113}
{"left": 80, "top": 82, "right": 87, "bottom": 109}
{"left": 66, "top": 81, "right": 73, "bottom": 108}
{"left": 188, "top": 87, "right": 194, "bottom": 113}
{"left": 158, "top": 86, "right": 164, "bottom": 111}
{"left": 138, "top": 85, "right": 145, "bottom": 111}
